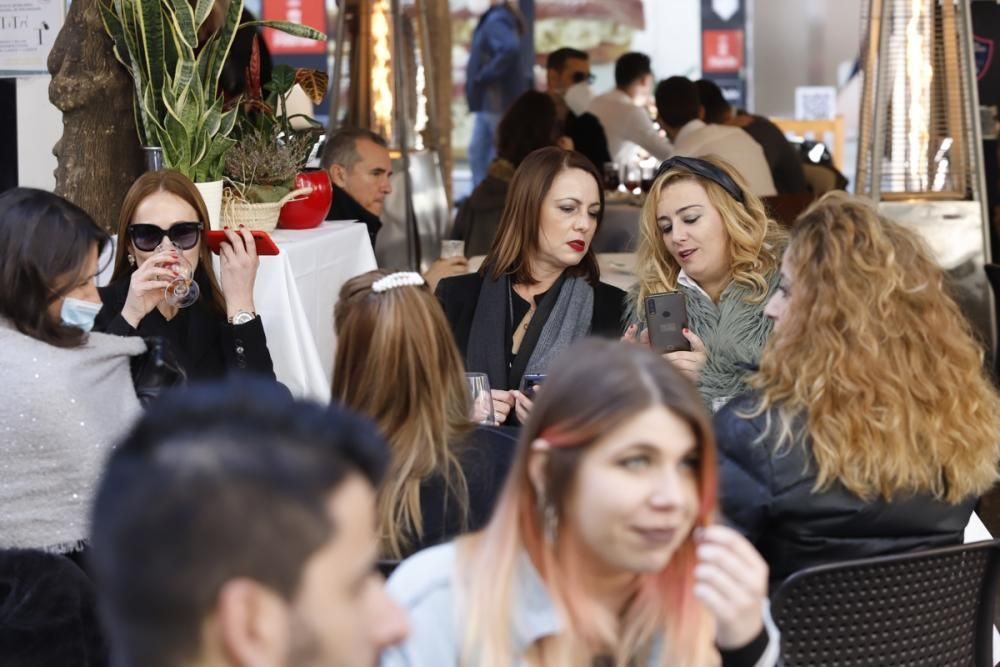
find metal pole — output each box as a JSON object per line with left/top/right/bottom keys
{"left": 391, "top": 0, "right": 418, "bottom": 269}
{"left": 868, "top": 0, "right": 892, "bottom": 200}
{"left": 326, "top": 0, "right": 349, "bottom": 138}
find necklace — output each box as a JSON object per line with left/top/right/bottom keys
{"left": 508, "top": 283, "right": 534, "bottom": 332}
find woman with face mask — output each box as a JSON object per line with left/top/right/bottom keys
{"left": 0, "top": 188, "right": 145, "bottom": 554}
{"left": 625, "top": 156, "right": 787, "bottom": 411}
{"left": 95, "top": 170, "right": 274, "bottom": 381}
{"left": 381, "top": 339, "right": 777, "bottom": 667}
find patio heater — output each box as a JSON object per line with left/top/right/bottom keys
{"left": 325, "top": 0, "right": 449, "bottom": 270}
{"left": 856, "top": 0, "right": 996, "bottom": 359}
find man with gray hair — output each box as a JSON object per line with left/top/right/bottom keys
{"left": 322, "top": 127, "right": 393, "bottom": 246}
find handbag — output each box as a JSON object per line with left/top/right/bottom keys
{"left": 130, "top": 336, "right": 187, "bottom": 407}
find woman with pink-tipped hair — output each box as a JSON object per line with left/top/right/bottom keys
{"left": 381, "top": 338, "right": 777, "bottom": 667}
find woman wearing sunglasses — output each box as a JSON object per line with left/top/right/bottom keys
{"left": 95, "top": 170, "right": 274, "bottom": 380}
{"left": 625, "top": 156, "right": 785, "bottom": 411}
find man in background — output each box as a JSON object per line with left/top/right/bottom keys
{"left": 696, "top": 79, "right": 808, "bottom": 195}
{"left": 655, "top": 76, "right": 777, "bottom": 197}
{"left": 545, "top": 47, "right": 611, "bottom": 169}
{"left": 588, "top": 51, "right": 673, "bottom": 165}
{"left": 322, "top": 127, "right": 393, "bottom": 247}
{"left": 89, "top": 379, "right": 409, "bottom": 667}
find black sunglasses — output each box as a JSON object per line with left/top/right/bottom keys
{"left": 654, "top": 156, "right": 745, "bottom": 204}
{"left": 571, "top": 71, "right": 596, "bottom": 85}
{"left": 128, "top": 222, "right": 203, "bottom": 252}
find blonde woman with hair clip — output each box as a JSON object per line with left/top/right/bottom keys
{"left": 714, "top": 192, "right": 1000, "bottom": 590}
{"left": 624, "top": 155, "right": 786, "bottom": 411}
{"left": 382, "top": 339, "right": 778, "bottom": 667}
{"left": 333, "top": 269, "right": 516, "bottom": 560}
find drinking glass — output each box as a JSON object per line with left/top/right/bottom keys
{"left": 623, "top": 158, "right": 641, "bottom": 194}
{"left": 441, "top": 239, "right": 466, "bottom": 259}
{"left": 161, "top": 246, "right": 200, "bottom": 308}
{"left": 640, "top": 162, "right": 657, "bottom": 193}
{"left": 465, "top": 372, "right": 495, "bottom": 425}
{"left": 602, "top": 161, "right": 620, "bottom": 190}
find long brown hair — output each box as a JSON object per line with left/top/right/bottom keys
{"left": 483, "top": 147, "right": 603, "bottom": 286}
{"left": 750, "top": 192, "right": 1000, "bottom": 502}
{"left": 112, "top": 170, "right": 225, "bottom": 315}
{"left": 633, "top": 155, "right": 785, "bottom": 319}
{"left": 459, "top": 339, "right": 717, "bottom": 666}
{"left": 332, "top": 270, "right": 472, "bottom": 558}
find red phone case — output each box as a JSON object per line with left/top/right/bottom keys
{"left": 204, "top": 230, "right": 280, "bottom": 256}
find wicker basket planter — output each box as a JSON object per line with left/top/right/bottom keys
{"left": 221, "top": 186, "right": 313, "bottom": 232}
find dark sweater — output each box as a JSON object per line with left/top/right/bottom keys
{"left": 326, "top": 185, "right": 382, "bottom": 246}
{"left": 95, "top": 274, "right": 275, "bottom": 382}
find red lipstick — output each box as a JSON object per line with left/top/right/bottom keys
{"left": 567, "top": 240, "right": 586, "bottom": 252}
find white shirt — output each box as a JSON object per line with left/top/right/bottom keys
{"left": 587, "top": 89, "right": 673, "bottom": 165}
{"left": 672, "top": 119, "right": 778, "bottom": 197}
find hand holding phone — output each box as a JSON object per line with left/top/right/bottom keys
{"left": 518, "top": 373, "right": 546, "bottom": 400}
{"left": 645, "top": 292, "right": 691, "bottom": 353}
{"left": 204, "top": 229, "right": 280, "bottom": 256}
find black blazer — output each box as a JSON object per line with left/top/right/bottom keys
{"left": 714, "top": 391, "right": 976, "bottom": 592}
{"left": 436, "top": 271, "right": 627, "bottom": 372}
{"left": 96, "top": 276, "right": 275, "bottom": 382}
{"left": 403, "top": 425, "right": 518, "bottom": 559}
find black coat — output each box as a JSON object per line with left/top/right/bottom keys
{"left": 714, "top": 392, "right": 976, "bottom": 591}
{"left": 403, "top": 425, "right": 518, "bottom": 559}
{"left": 96, "top": 276, "right": 275, "bottom": 382}
{"left": 436, "top": 271, "right": 626, "bottom": 390}
{"left": 326, "top": 184, "right": 382, "bottom": 247}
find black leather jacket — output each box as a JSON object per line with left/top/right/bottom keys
{"left": 713, "top": 391, "right": 976, "bottom": 591}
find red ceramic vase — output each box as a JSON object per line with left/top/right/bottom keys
{"left": 278, "top": 169, "right": 332, "bottom": 230}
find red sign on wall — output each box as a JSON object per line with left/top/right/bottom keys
{"left": 261, "top": 0, "right": 326, "bottom": 55}
{"left": 702, "top": 29, "right": 744, "bottom": 73}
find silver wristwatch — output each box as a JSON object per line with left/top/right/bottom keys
{"left": 228, "top": 310, "right": 256, "bottom": 326}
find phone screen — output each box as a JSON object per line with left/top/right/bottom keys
{"left": 519, "top": 374, "right": 546, "bottom": 399}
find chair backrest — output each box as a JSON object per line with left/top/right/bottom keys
{"left": 771, "top": 538, "right": 1000, "bottom": 667}
{"left": 771, "top": 116, "right": 845, "bottom": 172}
{"left": 761, "top": 192, "right": 815, "bottom": 228}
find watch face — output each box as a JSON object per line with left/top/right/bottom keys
{"left": 232, "top": 313, "right": 254, "bottom": 325}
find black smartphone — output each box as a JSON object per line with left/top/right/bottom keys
{"left": 519, "top": 373, "right": 546, "bottom": 399}
{"left": 645, "top": 292, "right": 690, "bottom": 353}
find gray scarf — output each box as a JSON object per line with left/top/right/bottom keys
{"left": 467, "top": 272, "right": 594, "bottom": 390}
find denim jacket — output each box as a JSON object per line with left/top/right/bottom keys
{"left": 379, "top": 542, "right": 780, "bottom": 666}
{"left": 465, "top": 5, "right": 525, "bottom": 113}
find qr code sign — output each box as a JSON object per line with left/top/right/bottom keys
{"left": 795, "top": 86, "right": 837, "bottom": 119}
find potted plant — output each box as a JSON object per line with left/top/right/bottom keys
{"left": 222, "top": 35, "right": 331, "bottom": 231}
{"left": 100, "top": 0, "right": 324, "bottom": 227}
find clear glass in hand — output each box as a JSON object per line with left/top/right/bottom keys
{"left": 465, "top": 372, "right": 496, "bottom": 425}
{"left": 161, "top": 248, "right": 200, "bottom": 308}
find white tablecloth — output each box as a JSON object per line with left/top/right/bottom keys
{"left": 258, "top": 221, "right": 376, "bottom": 401}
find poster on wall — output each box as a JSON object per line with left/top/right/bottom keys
{"left": 0, "top": 0, "right": 63, "bottom": 74}
{"left": 700, "top": 0, "right": 747, "bottom": 109}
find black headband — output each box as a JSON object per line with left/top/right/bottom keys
{"left": 654, "top": 156, "right": 745, "bottom": 204}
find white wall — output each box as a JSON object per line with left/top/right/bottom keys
{"left": 632, "top": 0, "right": 701, "bottom": 81}
{"left": 16, "top": 75, "right": 61, "bottom": 190}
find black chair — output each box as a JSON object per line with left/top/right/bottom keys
{"left": 771, "top": 539, "right": 1000, "bottom": 666}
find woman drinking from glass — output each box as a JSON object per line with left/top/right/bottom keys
{"left": 626, "top": 156, "right": 786, "bottom": 410}
{"left": 382, "top": 339, "right": 777, "bottom": 667}
{"left": 95, "top": 170, "right": 274, "bottom": 380}
{"left": 437, "top": 147, "right": 627, "bottom": 424}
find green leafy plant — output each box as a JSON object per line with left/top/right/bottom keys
{"left": 100, "top": 0, "right": 325, "bottom": 181}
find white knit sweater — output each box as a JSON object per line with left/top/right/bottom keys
{"left": 0, "top": 318, "right": 145, "bottom": 551}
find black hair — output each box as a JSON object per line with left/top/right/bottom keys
{"left": 695, "top": 79, "right": 731, "bottom": 124}
{"left": 546, "top": 47, "right": 589, "bottom": 72}
{"left": 497, "top": 91, "right": 561, "bottom": 166}
{"left": 614, "top": 52, "right": 652, "bottom": 88}
{"left": 0, "top": 550, "right": 107, "bottom": 666}
{"left": 0, "top": 188, "right": 108, "bottom": 348}
{"left": 89, "top": 378, "right": 388, "bottom": 667}
{"left": 655, "top": 76, "right": 701, "bottom": 129}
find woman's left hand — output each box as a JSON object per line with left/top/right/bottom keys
{"left": 693, "top": 525, "right": 769, "bottom": 650}
{"left": 512, "top": 390, "right": 534, "bottom": 424}
{"left": 219, "top": 226, "right": 259, "bottom": 317}
{"left": 665, "top": 328, "right": 707, "bottom": 382}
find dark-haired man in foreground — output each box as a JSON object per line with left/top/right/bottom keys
{"left": 89, "top": 378, "right": 408, "bottom": 667}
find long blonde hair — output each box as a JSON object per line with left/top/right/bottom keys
{"left": 332, "top": 270, "right": 471, "bottom": 558}
{"left": 458, "top": 339, "right": 717, "bottom": 667}
{"left": 633, "top": 155, "right": 785, "bottom": 319}
{"left": 750, "top": 192, "right": 1000, "bottom": 503}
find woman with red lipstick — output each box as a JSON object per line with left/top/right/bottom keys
{"left": 437, "top": 147, "right": 627, "bottom": 425}
{"left": 381, "top": 339, "right": 777, "bottom": 667}
{"left": 626, "top": 156, "right": 785, "bottom": 411}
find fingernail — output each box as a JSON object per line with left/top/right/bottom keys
{"left": 223, "top": 226, "right": 229, "bottom": 230}
{"left": 239, "top": 224, "right": 245, "bottom": 229}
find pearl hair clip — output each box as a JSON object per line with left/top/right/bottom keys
{"left": 372, "top": 271, "right": 425, "bottom": 293}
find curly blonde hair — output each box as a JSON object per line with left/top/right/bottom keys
{"left": 632, "top": 155, "right": 786, "bottom": 320}
{"left": 750, "top": 192, "right": 1000, "bottom": 503}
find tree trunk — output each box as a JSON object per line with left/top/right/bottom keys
{"left": 47, "top": 0, "right": 144, "bottom": 233}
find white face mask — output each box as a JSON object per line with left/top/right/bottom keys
{"left": 60, "top": 296, "right": 102, "bottom": 332}
{"left": 564, "top": 80, "right": 595, "bottom": 116}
